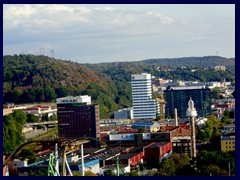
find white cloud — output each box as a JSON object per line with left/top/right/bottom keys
{"left": 146, "top": 11, "right": 162, "bottom": 17}
{"left": 4, "top": 4, "right": 36, "bottom": 18}
{"left": 94, "top": 6, "right": 116, "bottom": 12}
{"left": 185, "top": 36, "right": 203, "bottom": 42}
{"left": 161, "top": 17, "right": 174, "bottom": 24}
{"left": 3, "top": 4, "right": 235, "bottom": 63}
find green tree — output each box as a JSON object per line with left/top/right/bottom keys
{"left": 196, "top": 150, "right": 235, "bottom": 176}
{"left": 196, "top": 125, "right": 208, "bottom": 141}
{"left": 42, "top": 114, "right": 49, "bottom": 121}
{"left": 105, "top": 169, "right": 116, "bottom": 176}
{"left": 156, "top": 158, "right": 176, "bottom": 176}
{"left": 18, "top": 148, "right": 39, "bottom": 164}
{"left": 204, "top": 120, "right": 214, "bottom": 139}
{"left": 168, "top": 153, "right": 194, "bottom": 176}
{"left": 127, "top": 170, "right": 139, "bottom": 176}
{"left": 27, "top": 114, "right": 39, "bottom": 123}
{"left": 203, "top": 165, "right": 228, "bottom": 176}
{"left": 171, "top": 153, "right": 191, "bottom": 172}
{"left": 73, "top": 170, "right": 97, "bottom": 176}
{"left": 204, "top": 115, "right": 220, "bottom": 139}
{"left": 28, "top": 169, "right": 48, "bottom": 176}
{"left": 49, "top": 114, "right": 57, "bottom": 121}
{"left": 55, "top": 87, "right": 69, "bottom": 98}
{"left": 45, "top": 85, "right": 57, "bottom": 102}
{"left": 12, "top": 110, "right": 27, "bottom": 126}
{"left": 211, "top": 87, "right": 221, "bottom": 99}
{"left": 12, "top": 88, "right": 23, "bottom": 102}
{"left": 221, "top": 116, "right": 228, "bottom": 124}
{"left": 209, "top": 129, "right": 222, "bottom": 151}
{"left": 224, "top": 110, "right": 230, "bottom": 119}
{"left": 35, "top": 87, "right": 45, "bottom": 102}
{"left": 3, "top": 114, "right": 26, "bottom": 155}
{"left": 146, "top": 170, "right": 155, "bottom": 176}
{"left": 26, "top": 89, "right": 36, "bottom": 102}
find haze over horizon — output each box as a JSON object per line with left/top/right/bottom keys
{"left": 3, "top": 4, "right": 235, "bottom": 63}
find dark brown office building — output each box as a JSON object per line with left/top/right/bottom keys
{"left": 57, "top": 96, "right": 100, "bottom": 141}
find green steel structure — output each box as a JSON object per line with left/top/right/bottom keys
{"left": 3, "top": 137, "right": 124, "bottom": 176}
{"left": 48, "top": 152, "right": 60, "bottom": 176}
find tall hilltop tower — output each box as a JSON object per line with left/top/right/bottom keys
{"left": 186, "top": 97, "right": 197, "bottom": 158}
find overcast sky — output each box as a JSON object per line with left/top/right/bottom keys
{"left": 3, "top": 4, "right": 235, "bottom": 64}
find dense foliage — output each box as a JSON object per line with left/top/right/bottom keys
{"left": 3, "top": 110, "right": 27, "bottom": 155}
{"left": 4, "top": 55, "right": 235, "bottom": 118}
{"left": 196, "top": 150, "right": 235, "bottom": 176}
{"left": 142, "top": 56, "right": 235, "bottom": 72}
{"left": 18, "top": 148, "right": 39, "bottom": 164}
{"left": 3, "top": 54, "right": 119, "bottom": 118}
{"left": 144, "top": 151, "right": 234, "bottom": 176}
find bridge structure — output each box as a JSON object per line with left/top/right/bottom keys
{"left": 25, "top": 121, "right": 58, "bottom": 126}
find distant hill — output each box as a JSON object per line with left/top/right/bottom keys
{"left": 91, "top": 56, "right": 235, "bottom": 73}
{"left": 3, "top": 54, "right": 119, "bottom": 118}
{"left": 141, "top": 56, "right": 235, "bottom": 72}
{"left": 3, "top": 55, "right": 235, "bottom": 118}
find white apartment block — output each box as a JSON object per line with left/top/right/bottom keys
{"left": 131, "top": 73, "right": 159, "bottom": 120}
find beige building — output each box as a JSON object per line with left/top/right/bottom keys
{"left": 220, "top": 135, "right": 235, "bottom": 152}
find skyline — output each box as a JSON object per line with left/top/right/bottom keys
{"left": 3, "top": 4, "right": 235, "bottom": 64}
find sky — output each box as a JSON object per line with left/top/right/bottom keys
{"left": 3, "top": 4, "right": 235, "bottom": 64}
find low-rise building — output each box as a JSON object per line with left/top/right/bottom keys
{"left": 131, "top": 122, "right": 161, "bottom": 132}
{"left": 214, "top": 65, "right": 226, "bottom": 71}
{"left": 143, "top": 142, "right": 172, "bottom": 167}
{"left": 220, "top": 135, "right": 235, "bottom": 152}
{"left": 114, "top": 108, "right": 133, "bottom": 119}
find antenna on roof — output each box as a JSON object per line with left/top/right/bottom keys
{"left": 40, "top": 48, "right": 45, "bottom": 56}
{"left": 50, "top": 49, "right": 55, "bottom": 58}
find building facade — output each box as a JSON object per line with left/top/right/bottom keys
{"left": 131, "top": 73, "right": 159, "bottom": 120}
{"left": 220, "top": 135, "right": 235, "bottom": 152}
{"left": 56, "top": 96, "right": 100, "bottom": 140}
{"left": 114, "top": 108, "right": 133, "bottom": 119}
{"left": 164, "top": 86, "right": 211, "bottom": 118}
{"left": 143, "top": 142, "right": 172, "bottom": 167}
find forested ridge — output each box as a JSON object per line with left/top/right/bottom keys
{"left": 3, "top": 54, "right": 119, "bottom": 118}
{"left": 4, "top": 54, "right": 235, "bottom": 118}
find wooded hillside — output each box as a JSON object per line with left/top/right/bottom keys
{"left": 4, "top": 55, "right": 235, "bottom": 118}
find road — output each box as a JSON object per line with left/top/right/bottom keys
{"left": 24, "top": 128, "right": 51, "bottom": 139}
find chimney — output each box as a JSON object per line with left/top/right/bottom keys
{"left": 174, "top": 108, "right": 178, "bottom": 126}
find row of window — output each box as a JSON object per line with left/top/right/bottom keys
{"left": 225, "top": 146, "right": 235, "bottom": 149}
{"left": 225, "top": 142, "right": 235, "bottom": 145}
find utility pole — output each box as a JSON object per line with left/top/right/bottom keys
{"left": 81, "top": 144, "right": 85, "bottom": 176}
{"left": 62, "top": 146, "right": 67, "bottom": 176}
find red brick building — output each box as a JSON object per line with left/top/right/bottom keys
{"left": 143, "top": 142, "right": 172, "bottom": 167}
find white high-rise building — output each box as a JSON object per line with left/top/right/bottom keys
{"left": 131, "top": 73, "right": 159, "bottom": 120}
